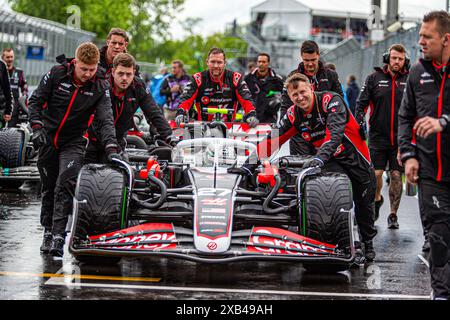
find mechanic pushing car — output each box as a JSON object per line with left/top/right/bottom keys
{"left": 1, "top": 48, "right": 28, "bottom": 127}
{"left": 356, "top": 44, "right": 410, "bottom": 229}
{"left": 29, "top": 42, "right": 121, "bottom": 257}
{"left": 85, "top": 53, "right": 177, "bottom": 164}
{"left": 398, "top": 10, "right": 450, "bottom": 300}
{"left": 175, "top": 47, "right": 259, "bottom": 128}
{"left": 280, "top": 40, "right": 344, "bottom": 156}
{"left": 252, "top": 73, "right": 377, "bottom": 262}
{"left": 0, "top": 58, "right": 13, "bottom": 127}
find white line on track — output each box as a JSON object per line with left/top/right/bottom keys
{"left": 418, "top": 255, "right": 430, "bottom": 268}
{"left": 45, "top": 277, "right": 430, "bottom": 300}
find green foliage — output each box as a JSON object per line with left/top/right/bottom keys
{"left": 127, "top": 0, "right": 184, "bottom": 61}
{"left": 10, "top": 0, "right": 75, "bottom": 24}
{"left": 150, "top": 33, "right": 248, "bottom": 74}
{"left": 9, "top": 0, "right": 247, "bottom": 72}
{"left": 9, "top": 0, "right": 132, "bottom": 39}
{"left": 80, "top": 1, "right": 132, "bottom": 39}
{"left": 9, "top": 0, "right": 184, "bottom": 59}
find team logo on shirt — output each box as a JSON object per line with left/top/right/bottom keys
{"left": 287, "top": 106, "right": 296, "bottom": 124}
{"left": 232, "top": 72, "right": 241, "bottom": 87}
{"left": 201, "top": 96, "right": 210, "bottom": 105}
{"left": 322, "top": 93, "right": 333, "bottom": 112}
{"left": 302, "top": 132, "right": 311, "bottom": 142}
{"left": 60, "top": 83, "right": 72, "bottom": 89}
{"left": 193, "top": 73, "right": 202, "bottom": 86}
{"left": 334, "top": 144, "right": 345, "bottom": 157}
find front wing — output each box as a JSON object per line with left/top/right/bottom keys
{"left": 69, "top": 222, "right": 355, "bottom": 265}
{"left": 0, "top": 166, "right": 40, "bottom": 182}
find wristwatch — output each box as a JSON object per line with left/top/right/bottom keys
{"left": 439, "top": 115, "right": 449, "bottom": 129}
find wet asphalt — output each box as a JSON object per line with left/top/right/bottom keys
{"left": 0, "top": 180, "right": 431, "bottom": 301}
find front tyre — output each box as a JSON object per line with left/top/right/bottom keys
{"left": 71, "top": 164, "right": 128, "bottom": 265}
{"left": 301, "top": 173, "right": 353, "bottom": 273}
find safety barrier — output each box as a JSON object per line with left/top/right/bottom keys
{"left": 321, "top": 26, "right": 421, "bottom": 86}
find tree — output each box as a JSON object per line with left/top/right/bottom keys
{"left": 127, "top": 0, "right": 185, "bottom": 61}
{"left": 149, "top": 32, "right": 248, "bottom": 74}
{"left": 9, "top": 0, "right": 246, "bottom": 71}
{"left": 79, "top": 1, "right": 132, "bottom": 40}
{"left": 9, "top": 0, "right": 185, "bottom": 60}
{"left": 9, "top": 0, "right": 131, "bottom": 39}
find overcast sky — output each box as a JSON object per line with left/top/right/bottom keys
{"left": 171, "top": 0, "right": 448, "bottom": 39}
{"left": 1, "top": 0, "right": 448, "bottom": 39}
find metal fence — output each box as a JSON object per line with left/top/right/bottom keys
{"left": 0, "top": 9, "right": 96, "bottom": 85}
{"left": 322, "top": 26, "right": 421, "bottom": 87}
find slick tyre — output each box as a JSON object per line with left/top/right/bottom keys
{"left": 72, "top": 164, "right": 127, "bottom": 265}
{"left": 301, "top": 173, "right": 353, "bottom": 273}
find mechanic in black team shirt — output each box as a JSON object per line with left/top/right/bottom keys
{"left": 1, "top": 48, "right": 28, "bottom": 127}
{"left": 99, "top": 28, "right": 139, "bottom": 77}
{"left": 244, "top": 53, "right": 284, "bottom": 124}
{"left": 255, "top": 73, "right": 377, "bottom": 262}
{"left": 85, "top": 53, "right": 176, "bottom": 164}
{"left": 356, "top": 44, "right": 410, "bottom": 228}
{"left": 175, "top": 47, "right": 259, "bottom": 128}
{"left": 0, "top": 58, "right": 13, "bottom": 127}
{"left": 29, "top": 43, "right": 120, "bottom": 257}
{"left": 398, "top": 11, "right": 450, "bottom": 300}
{"left": 280, "top": 40, "right": 344, "bottom": 156}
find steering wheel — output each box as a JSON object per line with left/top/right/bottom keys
{"left": 173, "top": 138, "right": 257, "bottom": 166}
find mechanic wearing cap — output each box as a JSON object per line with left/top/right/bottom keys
{"left": 244, "top": 53, "right": 284, "bottom": 124}
{"left": 280, "top": 40, "right": 344, "bottom": 156}
{"left": 398, "top": 11, "right": 450, "bottom": 300}
{"left": 0, "top": 58, "right": 13, "bottom": 127}
{"left": 356, "top": 44, "right": 410, "bottom": 229}
{"left": 175, "top": 47, "right": 259, "bottom": 128}
{"left": 85, "top": 53, "right": 176, "bottom": 164}
{"left": 255, "top": 73, "right": 377, "bottom": 262}
{"left": 29, "top": 43, "right": 120, "bottom": 257}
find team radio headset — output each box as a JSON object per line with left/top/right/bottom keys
{"left": 382, "top": 45, "right": 411, "bottom": 70}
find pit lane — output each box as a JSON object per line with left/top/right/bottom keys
{"left": 0, "top": 182, "right": 431, "bottom": 300}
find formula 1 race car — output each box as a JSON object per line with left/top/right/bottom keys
{"left": 69, "top": 110, "right": 356, "bottom": 273}
{"left": 0, "top": 123, "right": 40, "bottom": 189}
{"left": 125, "top": 108, "right": 274, "bottom": 164}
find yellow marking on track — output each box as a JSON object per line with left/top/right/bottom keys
{"left": 0, "top": 271, "right": 161, "bottom": 283}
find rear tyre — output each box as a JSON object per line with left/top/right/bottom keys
{"left": 71, "top": 164, "right": 127, "bottom": 265}
{"left": 301, "top": 173, "right": 353, "bottom": 273}
{"left": 0, "top": 129, "right": 26, "bottom": 189}
{"left": 0, "top": 129, "right": 26, "bottom": 168}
